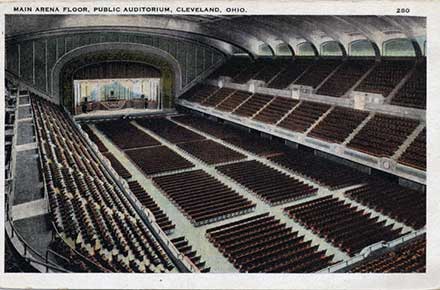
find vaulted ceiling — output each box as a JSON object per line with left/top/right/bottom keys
{"left": 6, "top": 15, "right": 426, "bottom": 57}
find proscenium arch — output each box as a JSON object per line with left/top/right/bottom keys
{"left": 51, "top": 42, "right": 183, "bottom": 105}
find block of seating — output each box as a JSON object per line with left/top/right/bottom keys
{"left": 347, "top": 114, "right": 419, "bottom": 157}
{"left": 277, "top": 101, "right": 332, "bottom": 133}
{"left": 349, "top": 235, "right": 425, "bottom": 273}
{"left": 252, "top": 59, "right": 290, "bottom": 83}
{"left": 398, "top": 128, "right": 426, "bottom": 171}
{"left": 31, "top": 96, "right": 175, "bottom": 273}
{"left": 269, "top": 149, "right": 368, "bottom": 190}
{"left": 355, "top": 59, "right": 414, "bottom": 97}
{"left": 284, "top": 196, "right": 402, "bottom": 256}
{"left": 216, "top": 91, "right": 253, "bottom": 112}
{"left": 209, "top": 57, "right": 252, "bottom": 80}
{"left": 179, "top": 84, "right": 218, "bottom": 104}
{"left": 206, "top": 213, "right": 334, "bottom": 272}
{"left": 344, "top": 179, "right": 425, "bottom": 229}
{"left": 127, "top": 180, "right": 175, "bottom": 233}
{"left": 81, "top": 124, "right": 108, "bottom": 152}
{"left": 294, "top": 59, "right": 342, "bottom": 88}
{"left": 252, "top": 97, "right": 299, "bottom": 124}
{"left": 316, "top": 59, "right": 375, "bottom": 97}
{"left": 223, "top": 132, "right": 287, "bottom": 157}
{"left": 233, "top": 61, "right": 267, "bottom": 84}
{"left": 177, "top": 139, "right": 246, "bottom": 165}
{"left": 201, "top": 87, "right": 236, "bottom": 107}
{"left": 125, "top": 145, "right": 194, "bottom": 175}
{"left": 102, "top": 152, "right": 132, "bottom": 180}
{"left": 95, "top": 120, "right": 160, "bottom": 150}
{"left": 307, "top": 107, "right": 370, "bottom": 143}
{"left": 233, "top": 94, "right": 274, "bottom": 117}
{"left": 172, "top": 115, "right": 240, "bottom": 139}
{"left": 267, "top": 58, "right": 314, "bottom": 89}
{"left": 152, "top": 170, "right": 256, "bottom": 226}
{"left": 171, "top": 236, "right": 210, "bottom": 272}
{"left": 216, "top": 160, "right": 317, "bottom": 205}
{"left": 391, "top": 59, "right": 426, "bottom": 109}
{"left": 135, "top": 117, "right": 205, "bottom": 144}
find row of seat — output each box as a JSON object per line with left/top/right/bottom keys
{"left": 32, "top": 96, "right": 175, "bottom": 273}
{"left": 307, "top": 106, "right": 370, "bottom": 144}
{"left": 96, "top": 120, "right": 160, "bottom": 150}
{"left": 316, "top": 59, "right": 375, "bottom": 97}
{"left": 344, "top": 179, "right": 425, "bottom": 229}
{"left": 82, "top": 124, "right": 109, "bottom": 153}
{"left": 125, "top": 145, "right": 195, "bottom": 176}
{"left": 177, "top": 139, "right": 246, "bottom": 165}
{"left": 127, "top": 180, "right": 176, "bottom": 233}
{"left": 391, "top": 60, "right": 426, "bottom": 109}
{"left": 135, "top": 117, "right": 205, "bottom": 144}
{"left": 179, "top": 84, "right": 219, "bottom": 103}
{"left": 347, "top": 113, "right": 419, "bottom": 157}
{"left": 102, "top": 152, "right": 132, "bottom": 180}
{"left": 284, "top": 196, "right": 402, "bottom": 256}
{"left": 355, "top": 59, "right": 414, "bottom": 97}
{"left": 398, "top": 128, "right": 426, "bottom": 170}
{"left": 216, "top": 160, "right": 317, "bottom": 205}
{"left": 268, "top": 149, "right": 368, "bottom": 190}
{"left": 349, "top": 235, "right": 425, "bottom": 273}
{"left": 294, "top": 59, "right": 342, "bottom": 88}
{"left": 152, "top": 169, "right": 256, "bottom": 226}
{"left": 206, "top": 213, "right": 335, "bottom": 272}
{"left": 170, "top": 236, "right": 210, "bottom": 272}
{"left": 233, "top": 94, "right": 274, "bottom": 117}
{"left": 278, "top": 101, "right": 332, "bottom": 133}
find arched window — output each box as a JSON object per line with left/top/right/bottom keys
{"left": 383, "top": 38, "right": 416, "bottom": 57}
{"left": 276, "top": 43, "right": 293, "bottom": 56}
{"left": 349, "top": 40, "right": 377, "bottom": 56}
{"left": 297, "top": 42, "right": 316, "bottom": 56}
{"left": 320, "top": 41, "right": 344, "bottom": 56}
{"left": 258, "top": 44, "right": 273, "bottom": 56}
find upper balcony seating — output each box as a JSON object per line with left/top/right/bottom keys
{"left": 267, "top": 58, "right": 314, "bottom": 89}
{"left": 233, "top": 94, "right": 275, "bottom": 117}
{"left": 347, "top": 114, "right": 419, "bottom": 157}
{"left": 252, "top": 97, "right": 299, "bottom": 124}
{"left": 344, "top": 179, "right": 426, "bottom": 229}
{"left": 349, "top": 235, "right": 425, "bottom": 273}
{"left": 216, "top": 160, "right": 317, "bottom": 205}
{"left": 95, "top": 120, "right": 160, "bottom": 150}
{"left": 216, "top": 91, "right": 253, "bottom": 112}
{"left": 152, "top": 170, "right": 256, "bottom": 226}
{"left": 284, "top": 196, "right": 402, "bottom": 256}
{"left": 398, "top": 128, "right": 426, "bottom": 171}
{"left": 127, "top": 180, "right": 175, "bottom": 234}
{"left": 171, "top": 115, "right": 239, "bottom": 140}
{"left": 316, "top": 59, "right": 375, "bottom": 97}
{"left": 32, "top": 96, "right": 174, "bottom": 273}
{"left": 177, "top": 139, "right": 246, "bottom": 165}
{"left": 355, "top": 59, "right": 414, "bottom": 97}
{"left": 210, "top": 57, "right": 252, "bottom": 80}
{"left": 268, "top": 149, "right": 368, "bottom": 190}
{"left": 233, "top": 61, "right": 267, "bottom": 84}
{"left": 179, "top": 84, "right": 218, "bottom": 103}
{"left": 201, "top": 88, "right": 236, "bottom": 107}
{"left": 293, "top": 59, "right": 342, "bottom": 88}
{"left": 125, "top": 145, "right": 195, "bottom": 176}
{"left": 136, "top": 118, "right": 205, "bottom": 144}
{"left": 206, "top": 213, "right": 334, "bottom": 273}
{"left": 307, "top": 107, "right": 370, "bottom": 143}
{"left": 391, "top": 59, "right": 426, "bottom": 109}
{"left": 277, "top": 101, "right": 332, "bottom": 133}
{"left": 251, "top": 59, "right": 290, "bottom": 83}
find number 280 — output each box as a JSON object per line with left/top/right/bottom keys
{"left": 396, "top": 8, "right": 410, "bottom": 13}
